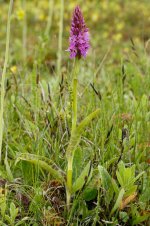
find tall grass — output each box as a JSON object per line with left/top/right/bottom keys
{"left": 0, "top": 0, "right": 13, "bottom": 162}
{"left": 45, "top": 0, "right": 54, "bottom": 37}
{"left": 57, "top": 0, "right": 64, "bottom": 76}
{"left": 22, "top": 0, "right": 27, "bottom": 63}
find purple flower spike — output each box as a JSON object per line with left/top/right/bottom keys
{"left": 68, "top": 6, "right": 90, "bottom": 59}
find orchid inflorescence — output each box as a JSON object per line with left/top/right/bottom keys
{"left": 68, "top": 6, "right": 90, "bottom": 59}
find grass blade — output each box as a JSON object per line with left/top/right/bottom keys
{"left": 16, "top": 153, "right": 65, "bottom": 183}
{"left": 0, "top": 0, "right": 13, "bottom": 162}
{"left": 110, "top": 188, "right": 125, "bottom": 216}
{"left": 72, "top": 162, "right": 92, "bottom": 193}
{"left": 66, "top": 108, "right": 100, "bottom": 159}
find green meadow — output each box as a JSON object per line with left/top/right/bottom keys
{"left": 0, "top": 0, "right": 150, "bottom": 225}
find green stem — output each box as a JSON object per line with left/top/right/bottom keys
{"left": 22, "top": 0, "right": 27, "bottom": 63}
{"left": 71, "top": 60, "right": 80, "bottom": 130}
{"left": 66, "top": 60, "right": 80, "bottom": 209}
{"left": 57, "top": 0, "right": 64, "bottom": 76}
{"left": 72, "top": 78, "right": 77, "bottom": 131}
{"left": 66, "top": 158, "right": 72, "bottom": 208}
{"left": 0, "top": 0, "right": 13, "bottom": 162}
{"left": 45, "top": 0, "right": 54, "bottom": 37}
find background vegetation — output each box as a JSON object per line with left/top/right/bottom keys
{"left": 0, "top": 0, "right": 150, "bottom": 225}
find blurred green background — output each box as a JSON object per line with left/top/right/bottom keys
{"left": 0, "top": 0, "right": 150, "bottom": 68}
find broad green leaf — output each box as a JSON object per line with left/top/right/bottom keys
{"left": 117, "top": 162, "right": 134, "bottom": 188}
{"left": 83, "top": 168, "right": 99, "bottom": 190}
{"left": 119, "top": 211, "right": 129, "bottom": 223}
{"left": 10, "top": 202, "right": 18, "bottom": 223}
{"left": 110, "top": 188, "right": 125, "bottom": 215}
{"left": 112, "top": 178, "right": 119, "bottom": 194}
{"left": 125, "top": 185, "right": 137, "bottom": 197}
{"left": 66, "top": 109, "right": 100, "bottom": 160}
{"left": 116, "top": 161, "right": 125, "bottom": 186}
{"left": 116, "top": 170, "right": 124, "bottom": 187}
{"left": 83, "top": 188, "right": 97, "bottom": 201}
{"left": 73, "top": 147, "right": 83, "bottom": 180}
{"left": 72, "top": 162, "right": 92, "bottom": 193}
{"left": 116, "top": 161, "right": 143, "bottom": 196}
{"left": 98, "top": 165, "right": 114, "bottom": 205}
{"left": 0, "top": 196, "right": 6, "bottom": 218}
{"left": 16, "top": 153, "right": 65, "bottom": 183}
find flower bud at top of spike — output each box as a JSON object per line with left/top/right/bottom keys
{"left": 68, "top": 6, "right": 90, "bottom": 59}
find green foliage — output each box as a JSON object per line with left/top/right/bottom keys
{"left": 111, "top": 188, "right": 125, "bottom": 215}
{"left": 66, "top": 109, "right": 100, "bottom": 160}
{"left": 72, "top": 162, "right": 92, "bottom": 193}
{"left": 6, "top": 202, "right": 18, "bottom": 225}
{"left": 0, "top": 198, "right": 29, "bottom": 226}
{"left": 16, "top": 153, "right": 65, "bottom": 183}
{"left": 0, "top": 0, "right": 149, "bottom": 225}
{"left": 116, "top": 161, "right": 144, "bottom": 197}
{"left": 98, "top": 162, "right": 145, "bottom": 219}
{"left": 98, "top": 165, "right": 114, "bottom": 205}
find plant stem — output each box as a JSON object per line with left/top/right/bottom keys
{"left": 0, "top": 0, "right": 13, "bottom": 162}
{"left": 72, "top": 78, "right": 77, "bottom": 131}
{"left": 22, "top": 0, "right": 27, "bottom": 63}
{"left": 71, "top": 60, "right": 80, "bottom": 131}
{"left": 66, "top": 151, "right": 73, "bottom": 210}
{"left": 57, "top": 0, "right": 64, "bottom": 76}
{"left": 45, "top": 0, "right": 54, "bottom": 37}
{"left": 66, "top": 60, "right": 80, "bottom": 209}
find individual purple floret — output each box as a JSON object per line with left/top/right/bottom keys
{"left": 68, "top": 6, "right": 90, "bottom": 59}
